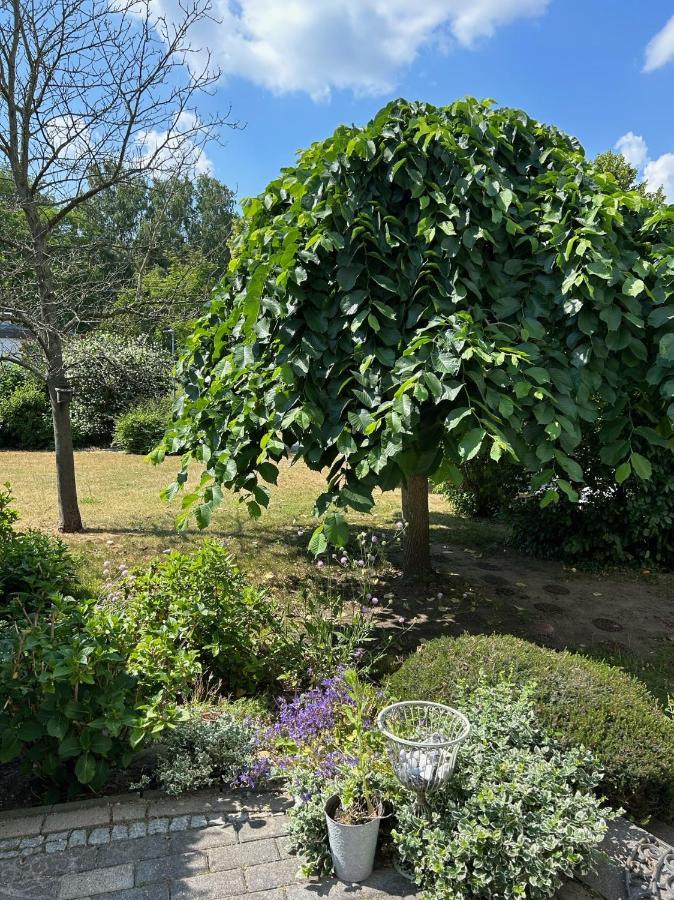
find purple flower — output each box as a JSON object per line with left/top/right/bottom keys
{"left": 371, "top": 597, "right": 379, "bottom": 605}
{"left": 316, "top": 559, "right": 324, "bottom": 568}
{"left": 371, "top": 535, "right": 378, "bottom": 544}
{"left": 340, "top": 556, "right": 348, "bottom": 565}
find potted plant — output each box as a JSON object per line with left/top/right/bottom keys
{"left": 324, "top": 670, "right": 386, "bottom": 882}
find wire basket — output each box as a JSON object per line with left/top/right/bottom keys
{"left": 377, "top": 701, "right": 470, "bottom": 793}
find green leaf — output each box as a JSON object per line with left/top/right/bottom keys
{"left": 630, "top": 453, "right": 652, "bottom": 480}
{"left": 75, "top": 753, "right": 97, "bottom": 785}
{"left": 616, "top": 461, "right": 631, "bottom": 484}
{"left": 623, "top": 275, "right": 645, "bottom": 297}
{"left": 323, "top": 512, "right": 350, "bottom": 548}
{"left": 445, "top": 407, "right": 472, "bottom": 432}
{"left": 308, "top": 525, "right": 328, "bottom": 556}
{"left": 540, "top": 489, "right": 559, "bottom": 509}
{"left": 337, "top": 265, "right": 362, "bottom": 291}
{"left": 46, "top": 717, "right": 68, "bottom": 740}
{"left": 599, "top": 306, "right": 621, "bottom": 331}
{"left": 459, "top": 428, "right": 486, "bottom": 461}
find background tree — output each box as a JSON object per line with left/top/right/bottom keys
{"left": 0, "top": 0, "right": 234, "bottom": 531}
{"left": 593, "top": 150, "right": 667, "bottom": 206}
{"left": 157, "top": 98, "right": 674, "bottom": 577}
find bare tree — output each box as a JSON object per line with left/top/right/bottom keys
{"left": 0, "top": 0, "right": 234, "bottom": 531}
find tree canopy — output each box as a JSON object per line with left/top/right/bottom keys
{"left": 157, "top": 98, "right": 674, "bottom": 557}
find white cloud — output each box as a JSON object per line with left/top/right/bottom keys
{"left": 615, "top": 132, "right": 648, "bottom": 170}
{"left": 153, "top": 0, "right": 549, "bottom": 100}
{"left": 644, "top": 153, "right": 674, "bottom": 202}
{"left": 643, "top": 14, "right": 674, "bottom": 72}
{"left": 615, "top": 131, "right": 674, "bottom": 202}
{"left": 136, "top": 112, "right": 214, "bottom": 177}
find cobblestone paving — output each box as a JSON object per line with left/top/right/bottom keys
{"left": 0, "top": 790, "right": 418, "bottom": 899}
{"left": 0, "top": 789, "right": 613, "bottom": 899}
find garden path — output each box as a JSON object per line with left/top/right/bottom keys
{"left": 2, "top": 787, "right": 668, "bottom": 899}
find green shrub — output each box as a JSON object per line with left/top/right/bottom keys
{"left": 387, "top": 634, "right": 674, "bottom": 821}
{"left": 64, "top": 333, "right": 172, "bottom": 445}
{"left": 434, "top": 454, "right": 528, "bottom": 518}
{"left": 0, "top": 362, "right": 31, "bottom": 396}
{"left": 393, "top": 681, "right": 612, "bottom": 900}
{"left": 154, "top": 711, "right": 256, "bottom": 795}
{"left": 112, "top": 540, "right": 292, "bottom": 695}
{"left": 0, "top": 485, "right": 80, "bottom": 611}
{"left": 0, "top": 379, "right": 52, "bottom": 449}
{"left": 509, "top": 446, "right": 674, "bottom": 567}
{"left": 113, "top": 398, "right": 170, "bottom": 454}
{"left": 0, "top": 593, "right": 195, "bottom": 792}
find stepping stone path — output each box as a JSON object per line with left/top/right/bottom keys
{"left": 0, "top": 789, "right": 670, "bottom": 898}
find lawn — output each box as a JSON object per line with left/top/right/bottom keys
{"left": 1, "top": 450, "right": 465, "bottom": 588}
{"left": 3, "top": 449, "right": 672, "bottom": 704}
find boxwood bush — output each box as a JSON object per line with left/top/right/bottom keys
{"left": 113, "top": 398, "right": 170, "bottom": 455}
{"left": 387, "top": 634, "right": 674, "bottom": 822}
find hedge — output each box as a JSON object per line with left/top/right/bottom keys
{"left": 387, "top": 633, "right": 674, "bottom": 822}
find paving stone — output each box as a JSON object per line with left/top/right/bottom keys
{"left": 169, "top": 868, "right": 246, "bottom": 899}
{"left": 111, "top": 800, "right": 149, "bottom": 823}
{"left": 0, "top": 845, "right": 101, "bottom": 882}
{"left": 88, "top": 827, "right": 111, "bottom": 846}
{"left": 44, "top": 805, "right": 110, "bottom": 833}
{"left": 239, "top": 793, "right": 292, "bottom": 815}
{"left": 95, "top": 834, "right": 171, "bottom": 868}
{"left": 0, "top": 851, "right": 18, "bottom": 860}
{"left": 129, "top": 821, "right": 148, "bottom": 840}
{"left": 244, "top": 858, "right": 299, "bottom": 892}
{"left": 147, "top": 818, "right": 170, "bottom": 835}
{"left": 189, "top": 815, "right": 208, "bottom": 829}
{"left": 100, "top": 887, "right": 169, "bottom": 900}
{"left": 19, "top": 834, "right": 44, "bottom": 849}
{"left": 0, "top": 814, "right": 44, "bottom": 840}
{"left": 147, "top": 794, "right": 238, "bottom": 820}
{"left": 58, "top": 863, "right": 134, "bottom": 898}
{"left": 237, "top": 815, "right": 288, "bottom": 843}
{"left": 0, "top": 839, "right": 19, "bottom": 852}
{"left": 209, "top": 837, "right": 279, "bottom": 872}
{"left": 170, "top": 825, "right": 237, "bottom": 855}
{"left": 135, "top": 851, "right": 207, "bottom": 885}
{"left": 112, "top": 824, "right": 130, "bottom": 841}
{"left": 45, "top": 838, "right": 69, "bottom": 854}
{"left": 169, "top": 816, "right": 190, "bottom": 833}
{"left": 67, "top": 831, "right": 87, "bottom": 849}
{"left": 244, "top": 892, "right": 287, "bottom": 900}
{"left": 0, "top": 873, "right": 60, "bottom": 899}
{"left": 275, "top": 836, "right": 293, "bottom": 859}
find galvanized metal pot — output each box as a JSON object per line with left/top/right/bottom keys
{"left": 324, "top": 794, "right": 381, "bottom": 883}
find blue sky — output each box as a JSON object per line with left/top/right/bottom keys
{"left": 186, "top": 0, "right": 674, "bottom": 203}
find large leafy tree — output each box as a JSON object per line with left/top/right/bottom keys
{"left": 157, "top": 99, "right": 674, "bottom": 576}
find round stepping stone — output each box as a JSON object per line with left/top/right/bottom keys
{"left": 534, "top": 601, "right": 563, "bottom": 615}
{"left": 481, "top": 574, "right": 511, "bottom": 587}
{"left": 592, "top": 617, "right": 623, "bottom": 633}
{"left": 543, "top": 583, "right": 570, "bottom": 596}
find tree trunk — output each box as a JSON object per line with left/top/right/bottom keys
{"left": 48, "top": 377, "right": 83, "bottom": 533}
{"left": 401, "top": 474, "right": 432, "bottom": 578}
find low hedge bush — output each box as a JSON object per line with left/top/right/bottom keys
{"left": 0, "top": 485, "right": 80, "bottom": 611}
{"left": 387, "top": 634, "right": 674, "bottom": 821}
{"left": 113, "top": 399, "right": 171, "bottom": 455}
{"left": 0, "top": 379, "right": 52, "bottom": 449}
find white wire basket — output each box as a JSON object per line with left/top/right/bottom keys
{"left": 377, "top": 701, "right": 470, "bottom": 794}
